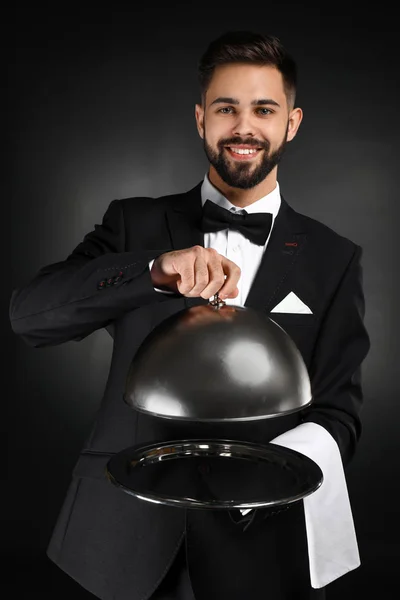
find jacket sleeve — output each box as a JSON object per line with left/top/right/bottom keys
{"left": 9, "top": 199, "right": 173, "bottom": 348}
{"left": 301, "top": 244, "right": 371, "bottom": 466}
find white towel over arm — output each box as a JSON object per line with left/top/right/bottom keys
{"left": 270, "top": 422, "right": 360, "bottom": 588}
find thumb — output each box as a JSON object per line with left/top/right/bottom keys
{"left": 225, "top": 286, "right": 239, "bottom": 299}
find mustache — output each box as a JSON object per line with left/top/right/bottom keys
{"left": 218, "top": 137, "right": 269, "bottom": 150}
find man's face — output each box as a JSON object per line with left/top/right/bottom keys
{"left": 195, "top": 64, "right": 299, "bottom": 190}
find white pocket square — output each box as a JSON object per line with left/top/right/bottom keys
{"left": 270, "top": 292, "right": 313, "bottom": 314}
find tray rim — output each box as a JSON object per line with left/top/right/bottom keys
{"left": 106, "top": 438, "right": 323, "bottom": 510}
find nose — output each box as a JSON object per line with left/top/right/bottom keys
{"left": 232, "top": 112, "right": 257, "bottom": 138}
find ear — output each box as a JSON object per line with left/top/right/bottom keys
{"left": 195, "top": 103, "right": 205, "bottom": 139}
{"left": 286, "top": 107, "right": 303, "bottom": 142}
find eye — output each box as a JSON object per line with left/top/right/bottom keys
{"left": 256, "top": 108, "right": 273, "bottom": 116}
{"left": 216, "top": 106, "right": 273, "bottom": 116}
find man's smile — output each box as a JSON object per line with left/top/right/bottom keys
{"left": 225, "top": 146, "right": 263, "bottom": 161}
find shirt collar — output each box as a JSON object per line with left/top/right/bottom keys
{"left": 201, "top": 172, "right": 281, "bottom": 219}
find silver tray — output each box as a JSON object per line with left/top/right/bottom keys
{"left": 106, "top": 439, "right": 323, "bottom": 509}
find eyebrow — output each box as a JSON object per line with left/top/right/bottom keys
{"left": 210, "top": 97, "right": 281, "bottom": 108}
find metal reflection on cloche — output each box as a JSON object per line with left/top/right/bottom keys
{"left": 123, "top": 293, "right": 312, "bottom": 422}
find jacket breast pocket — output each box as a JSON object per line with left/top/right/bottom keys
{"left": 267, "top": 313, "right": 319, "bottom": 369}
{"left": 268, "top": 312, "right": 316, "bottom": 329}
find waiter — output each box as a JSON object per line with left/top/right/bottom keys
{"left": 9, "top": 30, "right": 370, "bottom": 600}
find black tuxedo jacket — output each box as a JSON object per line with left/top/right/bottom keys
{"left": 9, "top": 181, "right": 370, "bottom": 600}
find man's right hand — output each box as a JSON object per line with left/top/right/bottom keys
{"left": 150, "top": 246, "right": 241, "bottom": 299}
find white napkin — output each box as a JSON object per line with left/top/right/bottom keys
{"left": 270, "top": 422, "right": 360, "bottom": 588}
{"left": 270, "top": 291, "right": 313, "bottom": 314}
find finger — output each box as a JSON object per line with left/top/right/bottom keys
{"left": 225, "top": 286, "right": 239, "bottom": 299}
{"left": 178, "top": 254, "right": 209, "bottom": 296}
{"left": 200, "top": 258, "right": 226, "bottom": 299}
{"left": 175, "top": 260, "right": 195, "bottom": 295}
{"left": 218, "top": 257, "right": 241, "bottom": 298}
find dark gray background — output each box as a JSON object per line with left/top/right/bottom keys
{"left": 7, "top": 1, "right": 399, "bottom": 597}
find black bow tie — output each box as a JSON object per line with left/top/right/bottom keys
{"left": 200, "top": 199, "right": 273, "bottom": 246}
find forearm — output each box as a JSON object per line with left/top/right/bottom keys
{"left": 9, "top": 198, "right": 174, "bottom": 348}
{"left": 9, "top": 251, "right": 170, "bottom": 347}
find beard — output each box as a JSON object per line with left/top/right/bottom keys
{"left": 203, "top": 125, "right": 288, "bottom": 190}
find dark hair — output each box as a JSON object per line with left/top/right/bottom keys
{"left": 198, "top": 31, "right": 297, "bottom": 108}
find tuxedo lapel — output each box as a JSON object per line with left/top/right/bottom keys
{"left": 165, "top": 183, "right": 307, "bottom": 312}
{"left": 165, "top": 182, "right": 208, "bottom": 307}
{"left": 165, "top": 182, "right": 204, "bottom": 252}
{"left": 244, "top": 197, "right": 307, "bottom": 312}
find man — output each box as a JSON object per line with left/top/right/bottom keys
{"left": 9, "top": 31, "right": 370, "bottom": 600}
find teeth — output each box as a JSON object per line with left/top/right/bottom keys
{"left": 229, "top": 148, "right": 258, "bottom": 155}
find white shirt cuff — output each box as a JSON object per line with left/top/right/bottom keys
{"left": 148, "top": 259, "right": 176, "bottom": 294}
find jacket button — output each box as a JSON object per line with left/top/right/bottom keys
{"left": 97, "top": 280, "right": 106, "bottom": 290}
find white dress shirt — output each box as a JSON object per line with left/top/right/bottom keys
{"left": 148, "top": 173, "right": 360, "bottom": 588}
{"left": 200, "top": 174, "right": 281, "bottom": 307}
